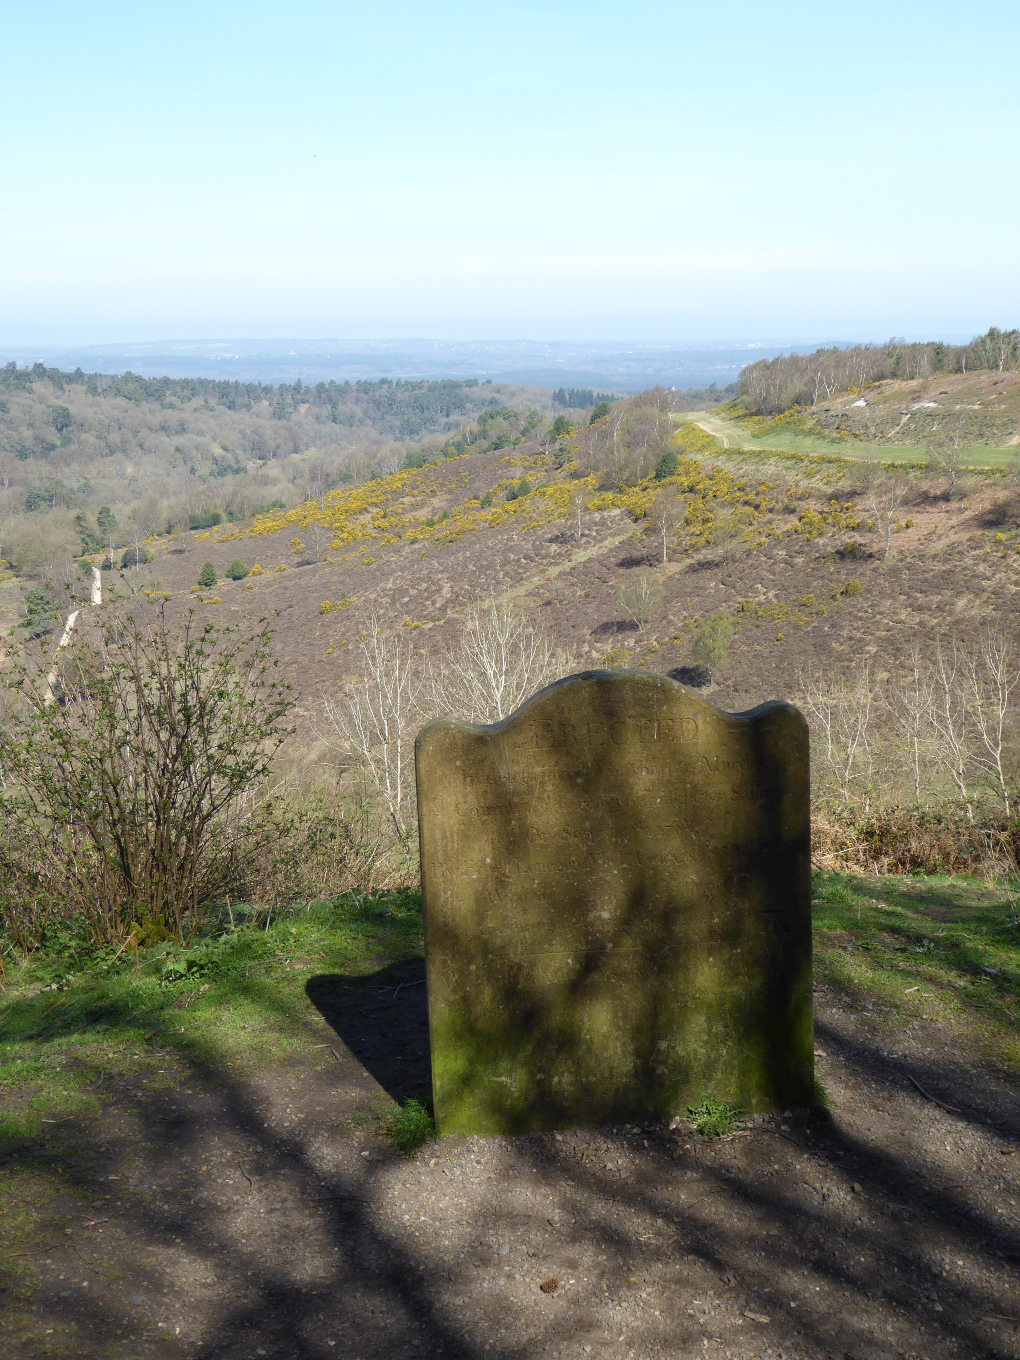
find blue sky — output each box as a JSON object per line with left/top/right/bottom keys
{"left": 1, "top": 0, "right": 1017, "bottom": 345}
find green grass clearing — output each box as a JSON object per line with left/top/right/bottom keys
{"left": 689, "top": 410, "right": 1017, "bottom": 470}
{"left": 0, "top": 888, "right": 425, "bottom": 1144}
{"left": 811, "top": 871, "right": 1020, "bottom": 1071}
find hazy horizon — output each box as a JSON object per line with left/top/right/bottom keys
{"left": 0, "top": 332, "right": 985, "bottom": 392}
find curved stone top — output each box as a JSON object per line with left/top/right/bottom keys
{"left": 415, "top": 670, "right": 812, "bottom": 1137}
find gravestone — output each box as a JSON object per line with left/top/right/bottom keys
{"left": 415, "top": 670, "right": 812, "bottom": 1137}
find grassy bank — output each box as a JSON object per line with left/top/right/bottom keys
{"left": 3, "top": 871, "right": 1018, "bottom": 1148}
{"left": 0, "top": 889, "right": 424, "bottom": 1148}
{"left": 812, "top": 871, "right": 1020, "bottom": 1072}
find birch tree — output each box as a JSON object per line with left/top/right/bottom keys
{"left": 800, "top": 668, "right": 876, "bottom": 802}
{"left": 426, "top": 600, "right": 571, "bottom": 725}
{"left": 647, "top": 488, "right": 684, "bottom": 565}
{"left": 321, "top": 623, "right": 424, "bottom": 839}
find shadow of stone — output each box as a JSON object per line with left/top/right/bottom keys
{"left": 306, "top": 960, "right": 431, "bottom": 1107}
{"left": 667, "top": 665, "right": 711, "bottom": 688}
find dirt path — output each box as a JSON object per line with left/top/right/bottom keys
{"left": 3, "top": 965, "right": 1018, "bottom": 1360}
{"left": 685, "top": 411, "right": 738, "bottom": 448}
{"left": 42, "top": 564, "right": 102, "bottom": 704}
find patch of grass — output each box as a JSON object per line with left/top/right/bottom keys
{"left": 811, "top": 870, "right": 1020, "bottom": 1069}
{"left": 813, "top": 1076, "right": 831, "bottom": 1108}
{"left": 385, "top": 1098, "right": 436, "bottom": 1154}
{"left": 0, "top": 889, "right": 426, "bottom": 1125}
{"left": 686, "top": 1091, "right": 742, "bottom": 1138}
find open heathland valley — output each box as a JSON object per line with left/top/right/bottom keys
{"left": 3, "top": 334, "right": 1020, "bottom": 1360}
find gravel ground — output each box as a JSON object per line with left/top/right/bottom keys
{"left": 3, "top": 976, "right": 1018, "bottom": 1360}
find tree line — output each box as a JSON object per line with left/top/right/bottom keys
{"left": 1, "top": 361, "right": 501, "bottom": 434}
{"left": 739, "top": 327, "right": 1020, "bottom": 415}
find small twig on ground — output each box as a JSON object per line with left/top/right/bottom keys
{"left": 238, "top": 1163, "right": 253, "bottom": 1195}
{"left": 143, "top": 1026, "right": 164, "bottom": 1042}
{"left": 328, "top": 1048, "right": 342, "bottom": 1063}
{"left": 392, "top": 980, "right": 426, "bottom": 999}
{"left": 767, "top": 1130, "right": 801, "bottom": 1145}
{"left": 105, "top": 933, "right": 136, "bottom": 969}
{"left": 908, "top": 1073, "right": 961, "bottom": 1113}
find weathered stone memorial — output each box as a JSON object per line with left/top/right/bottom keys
{"left": 415, "top": 671, "right": 812, "bottom": 1136}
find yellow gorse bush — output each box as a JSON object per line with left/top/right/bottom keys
{"left": 181, "top": 431, "right": 862, "bottom": 564}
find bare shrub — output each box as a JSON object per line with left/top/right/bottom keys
{"left": 614, "top": 568, "right": 662, "bottom": 629}
{"left": 805, "top": 633, "right": 1020, "bottom": 871}
{"left": 233, "top": 785, "right": 390, "bottom": 907}
{"left": 885, "top": 646, "right": 937, "bottom": 805}
{"left": 320, "top": 623, "right": 424, "bottom": 840}
{"left": 958, "top": 633, "right": 1020, "bottom": 816}
{"left": 425, "top": 600, "right": 574, "bottom": 724}
{"left": 0, "top": 607, "right": 294, "bottom": 947}
{"left": 800, "top": 667, "right": 877, "bottom": 803}
{"left": 812, "top": 804, "right": 1018, "bottom": 877}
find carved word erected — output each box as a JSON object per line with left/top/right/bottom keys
{"left": 415, "top": 671, "right": 812, "bottom": 1136}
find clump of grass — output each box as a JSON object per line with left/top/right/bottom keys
{"left": 686, "top": 1091, "right": 742, "bottom": 1137}
{"left": 813, "top": 1075, "right": 831, "bottom": 1108}
{"left": 386, "top": 1098, "right": 435, "bottom": 1154}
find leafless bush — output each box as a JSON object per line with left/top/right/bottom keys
{"left": 425, "top": 600, "right": 574, "bottom": 724}
{"left": 232, "top": 786, "right": 391, "bottom": 907}
{"left": 321, "top": 603, "right": 575, "bottom": 871}
{"left": 886, "top": 647, "right": 938, "bottom": 805}
{"left": 803, "top": 632, "right": 1020, "bottom": 838}
{"left": 800, "top": 666, "right": 877, "bottom": 803}
{"left": 812, "top": 804, "right": 1019, "bottom": 877}
{"left": 614, "top": 568, "right": 662, "bottom": 629}
{"left": 320, "top": 622, "right": 424, "bottom": 841}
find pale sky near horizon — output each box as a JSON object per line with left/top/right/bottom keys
{"left": 1, "top": 0, "right": 1017, "bottom": 346}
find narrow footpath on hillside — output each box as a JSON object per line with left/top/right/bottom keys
{"left": 685, "top": 411, "right": 739, "bottom": 448}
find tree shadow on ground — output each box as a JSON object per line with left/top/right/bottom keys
{"left": 667, "top": 666, "right": 710, "bottom": 689}
{"left": 2, "top": 961, "right": 1019, "bottom": 1360}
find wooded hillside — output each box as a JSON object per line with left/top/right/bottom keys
{"left": 0, "top": 364, "right": 581, "bottom": 578}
